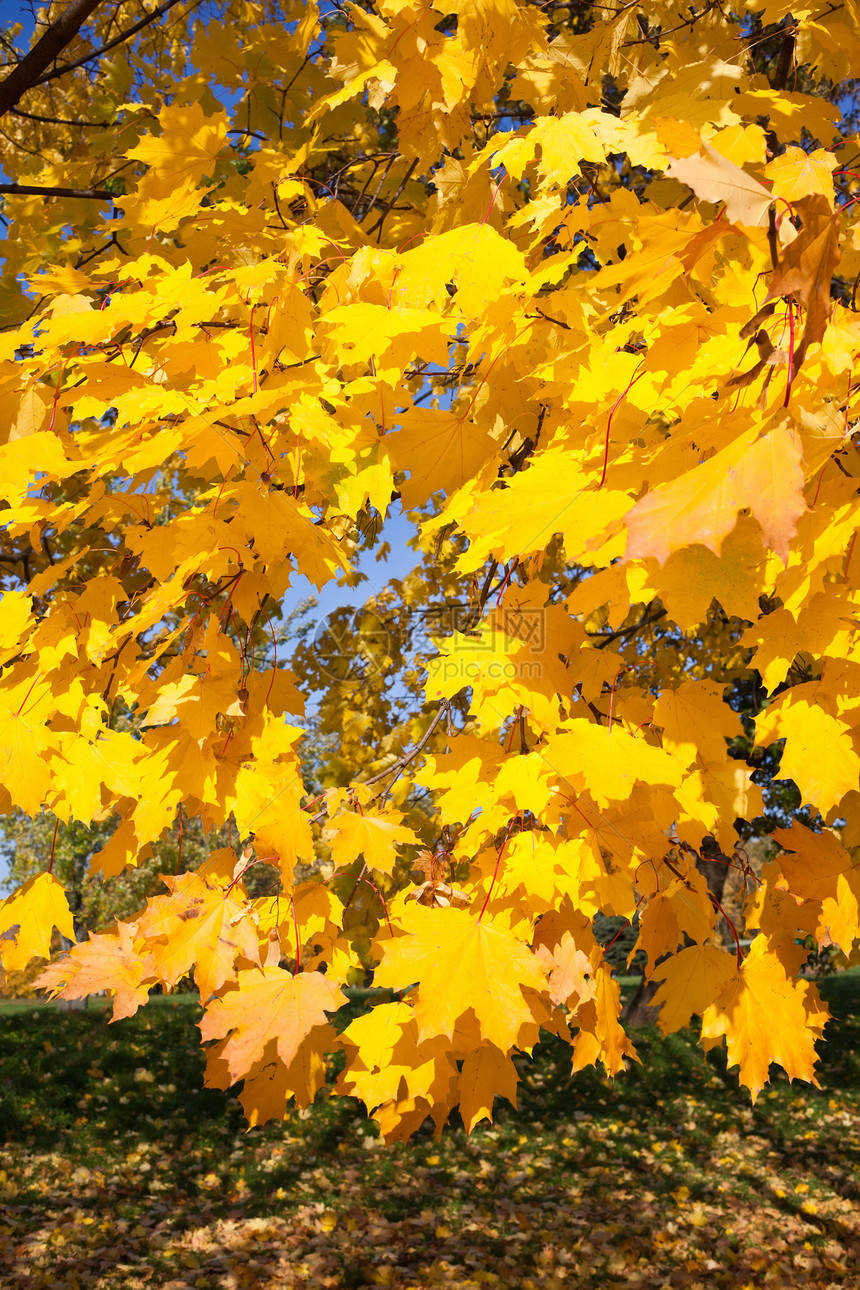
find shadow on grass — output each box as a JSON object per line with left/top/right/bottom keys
{"left": 0, "top": 973, "right": 857, "bottom": 1287}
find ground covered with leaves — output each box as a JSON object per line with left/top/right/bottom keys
{"left": 1, "top": 974, "right": 858, "bottom": 1290}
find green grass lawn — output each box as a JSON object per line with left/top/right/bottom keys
{"left": 1, "top": 974, "right": 858, "bottom": 1289}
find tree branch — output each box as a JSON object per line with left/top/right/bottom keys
{"left": 770, "top": 31, "right": 797, "bottom": 91}
{"left": 592, "top": 606, "right": 668, "bottom": 649}
{"left": 363, "top": 698, "right": 451, "bottom": 797}
{"left": 32, "top": 0, "right": 189, "bottom": 91}
{"left": 307, "top": 699, "right": 453, "bottom": 824}
{"left": 0, "top": 0, "right": 103, "bottom": 119}
{"left": 10, "top": 105, "right": 108, "bottom": 127}
{"left": 0, "top": 182, "right": 113, "bottom": 199}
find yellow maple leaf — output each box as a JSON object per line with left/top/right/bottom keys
{"left": 649, "top": 943, "right": 738, "bottom": 1035}
{"left": 135, "top": 870, "right": 260, "bottom": 1003}
{"left": 457, "top": 1043, "right": 519, "bottom": 1133}
{"left": 328, "top": 808, "right": 420, "bottom": 876}
{"left": 771, "top": 822, "right": 860, "bottom": 954}
{"left": 765, "top": 146, "right": 838, "bottom": 207}
{"left": 394, "top": 223, "right": 526, "bottom": 317}
{"left": 0, "top": 874, "right": 75, "bottom": 972}
{"left": 543, "top": 719, "right": 684, "bottom": 808}
{"left": 460, "top": 449, "right": 631, "bottom": 569}
{"left": 570, "top": 959, "right": 638, "bottom": 1076}
{"left": 745, "top": 879, "right": 822, "bottom": 948}
{"left": 493, "top": 752, "right": 556, "bottom": 817}
{"left": 532, "top": 903, "right": 597, "bottom": 1007}
{"left": 0, "top": 678, "right": 53, "bottom": 816}
{"left": 0, "top": 589, "right": 32, "bottom": 654}
{"left": 336, "top": 1003, "right": 458, "bottom": 1119}
{"left": 665, "top": 142, "right": 773, "bottom": 226}
{"left": 419, "top": 734, "right": 507, "bottom": 828}
{"left": 244, "top": 1033, "right": 336, "bottom": 1123}
{"left": 757, "top": 693, "right": 860, "bottom": 814}
{"left": 634, "top": 893, "right": 682, "bottom": 971}
{"left": 373, "top": 904, "right": 546, "bottom": 1050}
{"left": 127, "top": 101, "right": 229, "bottom": 187}
{"left": 320, "top": 303, "right": 450, "bottom": 376}
{"left": 742, "top": 607, "right": 809, "bottom": 695}
{"left": 647, "top": 517, "right": 766, "bottom": 630}
{"left": 338, "top": 1000, "right": 415, "bottom": 1078}
{"left": 700, "top": 936, "right": 828, "bottom": 1099}
{"left": 653, "top": 679, "right": 742, "bottom": 769}
{"left": 205, "top": 1024, "right": 337, "bottom": 1125}
{"left": 13, "top": 376, "right": 55, "bottom": 441}
{"left": 226, "top": 761, "right": 311, "bottom": 889}
{"left": 385, "top": 407, "right": 497, "bottom": 506}
{"left": 772, "top": 820, "right": 853, "bottom": 901}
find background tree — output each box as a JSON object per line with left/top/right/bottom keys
{"left": 0, "top": 0, "right": 859, "bottom": 1137}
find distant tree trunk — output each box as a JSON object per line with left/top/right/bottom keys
{"left": 55, "top": 848, "right": 90, "bottom": 1011}
{"left": 622, "top": 837, "right": 730, "bottom": 1028}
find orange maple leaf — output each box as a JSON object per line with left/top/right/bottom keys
{"left": 199, "top": 966, "right": 346, "bottom": 1084}
{"left": 135, "top": 870, "right": 260, "bottom": 1003}
{"left": 764, "top": 194, "right": 841, "bottom": 369}
{"left": 625, "top": 419, "right": 806, "bottom": 565}
{"left": 36, "top": 922, "right": 151, "bottom": 1021}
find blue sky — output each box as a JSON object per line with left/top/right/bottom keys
{"left": 0, "top": 1, "right": 36, "bottom": 47}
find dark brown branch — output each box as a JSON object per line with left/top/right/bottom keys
{"left": 767, "top": 205, "right": 779, "bottom": 272}
{"left": 770, "top": 31, "right": 797, "bottom": 91}
{"left": 75, "top": 229, "right": 127, "bottom": 268}
{"left": 271, "top": 181, "right": 289, "bottom": 230}
{"left": 471, "top": 109, "right": 534, "bottom": 121}
{"left": 0, "top": 0, "right": 102, "bottom": 119}
{"left": 349, "top": 156, "right": 384, "bottom": 216}
{"left": 361, "top": 154, "right": 396, "bottom": 224}
{"left": 532, "top": 308, "right": 571, "bottom": 330}
{"left": 592, "top": 606, "right": 668, "bottom": 648}
{"left": 10, "top": 105, "right": 108, "bottom": 128}
{"left": 0, "top": 182, "right": 113, "bottom": 199}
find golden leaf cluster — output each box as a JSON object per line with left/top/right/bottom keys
{"left": 1, "top": 0, "right": 859, "bottom": 1134}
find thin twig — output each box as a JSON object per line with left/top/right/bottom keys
{"left": 591, "top": 607, "right": 668, "bottom": 649}
{"left": 365, "top": 698, "right": 451, "bottom": 801}
{"left": 368, "top": 158, "right": 418, "bottom": 241}
{"left": 307, "top": 699, "right": 452, "bottom": 825}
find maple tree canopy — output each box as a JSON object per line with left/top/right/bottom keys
{"left": 1, "top": 0, "right": 860, "bottom": 1136}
